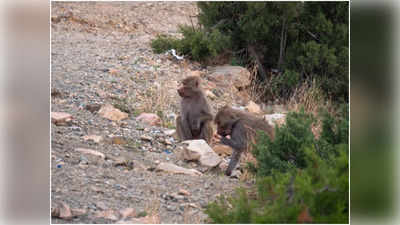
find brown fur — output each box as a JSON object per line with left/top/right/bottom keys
{"left": 176, "top": 76, "right": 213, "bottom": 144}
{"left": 215, "top": 105, "right": 275, "bottom": 175}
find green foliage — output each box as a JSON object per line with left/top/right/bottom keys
{"left": 197, "top": 2, "right": 348, "bottom": 102}
{"left": 206, "top": 109, "right": 349, "bottom": 223}
{"left": 151, "top": 26, "right": 230, "bottom": 61}
{"left": 150, "top": 34, "right": 180, "bottom": 54}
{"left": 253, "top": 109, "right": 315, "bottom": 176}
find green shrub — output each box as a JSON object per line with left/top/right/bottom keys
{"left": 150, "top": 34, "right": 180, "bottom": 54}
{"left": 252, "top": 109, "right": 315, "bottom": 176}
{"left": 206, "top": 109, "right": 349, "bottom": 223}
{"left": 151, "top": 26, "right": 231, "bottom": 61}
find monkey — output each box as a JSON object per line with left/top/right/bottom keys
{"left": 176, "top": 76, "right": 214, "bottom": 144}
{"left": 215, "top": 105, "right": 275, "bottom": 176}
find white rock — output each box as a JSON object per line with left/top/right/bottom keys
{"left": 156, "top": 162, "right": 202, "bottom": 176}
{"left": 75, "top": 148, "right": 105, "bottom": 159}
{"left": 163, "top": 129, "right": 176, "bottom": 136}
{"left": 181, "top": 140, "right": 222, "bottom": 168}
{"left": 263, "top": 113, "right": 286, "bottom": 126}
{"left": 98, "top": 104, "right": 128, "bottom": 121}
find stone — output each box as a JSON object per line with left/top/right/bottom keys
{"left": 120, "top": 208, "right": 136, "bottom": 219}
{"left": 96, "top": 201, "right": 107, "bottom": 210}
{"left": 71, "top": 208, "right": 87, "bottom": 217}
{"left": 181, "top": 140, "right": 221, "bottom": 168}
{"left": 140, "top": 135, "right": 153, "bottom": 141}
{"left": 213, "top": 144, "right": 233, "bottom": 156}
{"left": 205, "top": 90, "right": 216, "bottom": 100}
{"left": 117, "top": 215, "right": 160, "bottom": 224}
{"left": 263, "top": 113, "right": 286, "bottom": 127}
{"left": 98, "top": 104, "right": 128, "bottom": 121}
{"left": 75, "top": 148, "right": 105, "bottom": 159}
{"left": 111, "top": 136, "right": 127, "bottom": 145}
{"left": 136, "top": 113, "right": 161, "bottom": 126}
{"left": 207, "top": 65, "right": 251, "bottom": 89}
{"left": 246, "top": 101, "right": 262, "bottom": 114}
{"left": 52, "top": 202, "right": 72, "bottom": 220}
{"left": 230, "top": 170, "right": 242, "bottom": 178}
{"left": 156, "top": 162, "right": 202, "bottom": 176}
{"left": 51, "top": 112, "right": 72, "bottom": 126}
{"left": 85, "top": 104, "right": 102, "bottom": 113}
{"left": 95, "top": 209, "right": 119, "bottom": 221}
{"left": 163, "top": 129, "right": 176, "bottom": 136}
{"left": 178, "top": 189, "right": 190, "bottom": 196}
{"left": 189, "top": 70, "right": 203, "bottom": 77}
{"left": 82, "top": 135, "right": 103, "bottom": 143}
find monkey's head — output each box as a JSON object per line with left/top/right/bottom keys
{"left": 215, "top": 106, "right": 239, "bottom": 136}
{"left": 177, "top": 76, "right": 202, "bottom": 98}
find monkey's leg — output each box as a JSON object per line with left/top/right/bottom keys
{"left": 176, "top": 116, "right": 193, "bottom": 141}
{"left": 226, "top": 149, "right": 243, "bottom": 176}
{"left": 199, "top": 121, "right": 213, "bottom": 144}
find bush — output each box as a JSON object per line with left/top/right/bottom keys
{"left": 252, "top": 109, "right": 315, "bottom": 176}
{"left": 206, "top": 108, "right": 349, "bottom": 223}
{"left": 151, "top": 26, "right": 231, "bottom": 61}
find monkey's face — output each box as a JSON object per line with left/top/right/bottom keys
{"left": 215, "top": 114, "right": 234, "bottom": 136}
{"left": 217, "top": 123, "right": 232, "bottom": 136}
{"left": 178, "top": 77, "right": 200, "bottom": 98}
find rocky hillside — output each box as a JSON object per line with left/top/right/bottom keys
{"left": 51, "top": 2, "right": 286, "bottom": 223}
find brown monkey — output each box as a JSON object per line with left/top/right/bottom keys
{"left": 176, "top": 76, "right": 213, "bottom": 144}
{"left": 215, "top": 106, "right": 274, "bottom": 176}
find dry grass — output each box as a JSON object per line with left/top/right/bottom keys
{"left": 138, "top": 79, "right": 175, "bottom": 127}
{"left": 287, "top": 79, "right": 336, "bottom": 138}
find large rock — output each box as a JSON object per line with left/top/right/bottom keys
{"left": 263, "top": 113, "right": 286, "bottom": 127}
{"left": 181, "top": 140, "right": 222, "bottom": 168}
{"left": 136, "top": 113, "right": 161, "bottom": 126}
{"left": 207, "top": 65, "right": 251, "bottom": 89}
{"left": 51, "top": 112, "right": 73, "bottom": 126}
{"left": 98, "top": 104, "right": 128, "bottom": 121}
{"left": 246, "top": 101, "right": 262, "bottom": 114}
{"left": 156, "top": 162, "right": 202, "bottom": 176}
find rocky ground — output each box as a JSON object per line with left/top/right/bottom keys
{"left": 51, "top": 2, "right": 286, "bottom": 224}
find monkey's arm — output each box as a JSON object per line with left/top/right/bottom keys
{"left": 220, "top": 121, "right": 247, "bottom": 150}
{"left": 176, "top": 116, "right": 193, "bottom": 140}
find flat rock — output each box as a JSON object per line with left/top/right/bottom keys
{"left": 75, "top": 148, "right": 105, "bottom": 159}
{"left": 263, "top": 113, "right": 286, "bottom": 126}
{"left": 51, "top": 112, "right": 73, "bottom": 126}
{"left": 140, "top": 135, "right": 153, "bottom": 141}
{"left": 117, "top": 214, "right": 160, "bottom": 224}
{"left": 51, "top": 202, "right": 72, "bottom": 220}
{"left": 207, "top": 65, "right": 251, "bottom": 89}
{"left": 95, "top": 209, "right": 120, "bottom": 221}
{"left": 120, "top": 208, "right": 136, "bottom": 219}
{"left": 213, "top": 144, "right": 233, "bottom": 156}
{"left": 246, "top": 101, "right": 262, "bottom": 114}
{"left": 98, "top": 104, "right": 128, "bottom": 121}
{"left": 156, "top": 162, "right": 202, "bottom": 176}
{"left": 181, "top": 140, "right": 221, "bottom": 168}
{"left": 82, "top": 135, "right": 103, "bottom": 143}
{"left": 163, "top": 129, "right": 176, "bottom": 136}
{"left": 136, "top": 113, "right": 161, "bottom": 126}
